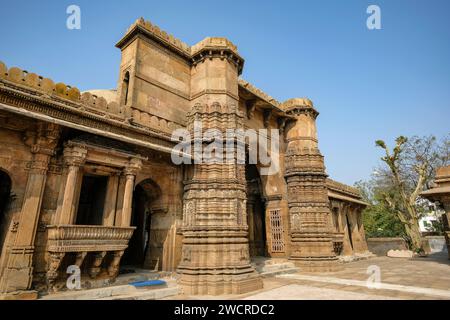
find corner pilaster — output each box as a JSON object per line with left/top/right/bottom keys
{"left": 0, "top": 122, "right": 60, "bottom": 297}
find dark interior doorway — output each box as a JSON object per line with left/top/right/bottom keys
{"left": 75, "top": 175, "right": 108, "bottom": 225}
{"left": 122, "top": 184, "right": 150, "bottom": 267}
{"left": 246, "top": 164, "right": 267, "bottom": 257}
{"left": 122, "top": 179, "right": 161, "bottom": 269}
{"left": 0, "top": 170, "right": 12, "bottom": 255}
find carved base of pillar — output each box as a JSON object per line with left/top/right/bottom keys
{"left": 0, "top": 247, "right": 35, "bottom": 293}
{"left": 290, "top": 257, "right": 341, "bottom": 272}
{"left": 290, "top": 233, "right": 341, "bottom": 272}
{"left": 178, "top": 271, "right": 263, "bottom": 295}
{"left": 177, "top": 231, "right": 263, "bottom": 295}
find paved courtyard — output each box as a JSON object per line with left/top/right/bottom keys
{"left": 172, "top": 252, "right": 450, "bottom": 300}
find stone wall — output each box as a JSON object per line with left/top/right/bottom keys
{"left": 425, "top": 236, "right": 447, "bottom": 254}
{"left": 367, "top": 237, "right": 408, "bottom": 256}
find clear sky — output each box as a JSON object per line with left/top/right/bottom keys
{"left": 1, "top": 0, "right": 449, "bottom": 185}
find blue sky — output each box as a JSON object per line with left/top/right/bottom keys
{"left": 1, "top": 0, "right": 449, "bottom": 185}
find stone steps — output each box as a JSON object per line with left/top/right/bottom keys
{"left": 252, "top": 258, "right": 300, "bottom": 277}
{"left": 97, "top": 286, "right": 180, "bottom": 300}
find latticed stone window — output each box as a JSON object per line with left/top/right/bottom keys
{"left": 269, "top": 209, "right": 285, "bottom": 252}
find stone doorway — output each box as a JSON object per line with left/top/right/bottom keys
{"left": 246, "top": 164, "right": 268, "bottom": 257}
{"left": 0, "top": 169, "right": 11, "bottom": 255}
{"left": 75, "top": 174, "right": 108, "bottom": 226}
{"left": 122, "top": 178, "right": 162, "bottom": 269}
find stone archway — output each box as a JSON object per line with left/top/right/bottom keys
{"left": 121, "top": 178, "right": 162, "bottom": 269}
{"left": 0, "top": 169, "right": 12, "bottom": 256}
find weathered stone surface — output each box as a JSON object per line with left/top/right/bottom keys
{"left": 0, "top": 18, "right": 370, "bottom": 299}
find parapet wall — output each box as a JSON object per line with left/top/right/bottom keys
{"left": 0, "top": 61, "right": 185, "bottom": 136}
{"left": 0, "top": 61, "right": 126, "bottom": 121}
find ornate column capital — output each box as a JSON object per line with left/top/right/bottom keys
{"left": 124, "top": 157, "right": 143, "bottom": 176}
{"left": 63, "top": 144, "right": 88, "bottom": 167}
{"left": 23, "top": 122, "right": 60, "bottom": 157}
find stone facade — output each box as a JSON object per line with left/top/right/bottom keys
{"left": 0, "top": 18, "right": 369, "bottom": 299}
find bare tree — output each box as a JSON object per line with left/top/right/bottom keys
{"left": 375, "top": 135, "right": 449, "bottom": 253}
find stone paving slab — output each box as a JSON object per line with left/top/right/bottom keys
{"left": 242, "top": 284, "right": 397, "bottom": 300}
{"left": 169, "top": 254, "right": 450, "bottom": 300}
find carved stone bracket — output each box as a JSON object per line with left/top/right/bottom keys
{"left": 263, "top": 109, "right": 272, "bottom": 128}
{"left": 75, "top": 252, "right": 88, "bottom": 267}
{"left": 46, "top": 252, "right": 66, "bottom": 290}
{"left": 246, "top": 99, "right": 257, "bottom": 119}
{"left": 88, "top": 251, "right": 107, "bottom": 279}
{"left": 107, "top": 251, "right": 125, "bottom": 277}
{"left": 278, "top": 117, "right": 287, "bottom": 137}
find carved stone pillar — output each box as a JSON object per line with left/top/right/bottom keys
{"left": 246, "top": 197, "right": 256, "bottom": 256}
{"left": 55, "top": 145, "right": 87, "bottom": 225}
{"left": 282, "top": 98, "right": 339, "bottom": 272}
{"left": 177, "top": 102, "right": 262, "bottom": 295}
{"left": 103, "top": 174, "right": 120, "bottom": 226}
{"left": 347, "top": 205, "right": 366, "bottom": 253}
{"left": 355, "top": 206, "right": 369, "bottom": 252}
{"left": 340, "top": 204, "right": 354, "bottom": 256}
{"left": 119, "top": 158, "right": 142, "bottom": 227}
{"left": 0, "top": 122, "right": 60, "bottom": 296}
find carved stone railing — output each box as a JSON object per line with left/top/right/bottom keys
{"left": 46, "top": 225, "right": 135, "bottom": 289}
{"left": 47, "top": 225, "right": 135, "bottom": 252}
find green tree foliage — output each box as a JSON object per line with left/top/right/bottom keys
{"left": 355, "top": 180, "right": 406, "bottom": 238}
{"left": 356, "top": 134, "right": 449, "bottom": 252}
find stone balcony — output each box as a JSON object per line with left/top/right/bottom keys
{"left": 46, "top": 225, "right": 135, "bottom": 289}
{"left": 47, "top": 225, "right": 135, "bottom": 252}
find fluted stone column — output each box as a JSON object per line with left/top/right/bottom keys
{"left": 55, "top": 145, "right": 87, "bottom": 225}
{"left": 282, "top": 98, "right": 339, "bottom": 272}
{"left": 0, "top": 123, "right": 60, "bottom": 297}
{"left": 121, "top": 173, "right": 135, "bottom": 227}
{"left": 119, "top": 158, "right": 142, "bottom": 227}
{"left": 103, "top": 174, "right": 120, "bottom": 226}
